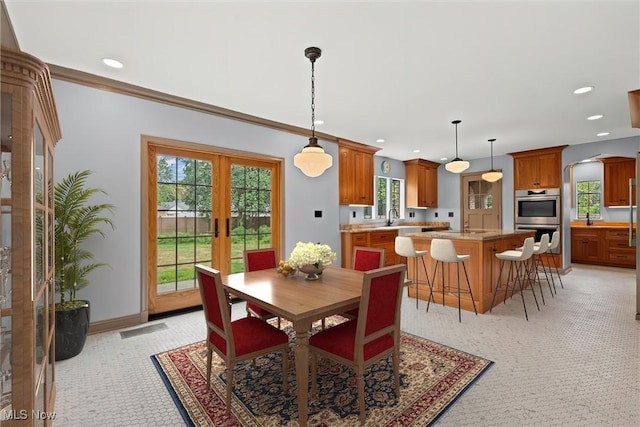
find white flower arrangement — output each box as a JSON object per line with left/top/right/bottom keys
{"left": 287, "top": 241, "right": 337, "bottom": 270}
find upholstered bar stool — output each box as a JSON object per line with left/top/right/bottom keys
{"left": 490, "top": 237, "right": 540, "bottom": 321}
{"left": 395, "top": 236, "right": 432, "bottom": 308}
{"left": 427, "top": 238, "right": 478, "bottom": 322}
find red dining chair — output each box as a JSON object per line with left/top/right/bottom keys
{"left": 309, "top": 264, "right": 406, "bottom": 425}
{"left": 195, "top": 264, "right": 289, "bottom": 415}
{"left": 343, "top": 246, "right": 386, "bottom": 319}
{"left": 244, "top": 248, "right": 281, "bottom": 328}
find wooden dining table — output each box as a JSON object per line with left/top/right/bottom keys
{"left": 222, "top": 266, "right": 364, "bottom": 427}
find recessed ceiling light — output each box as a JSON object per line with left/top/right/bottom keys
{"left": 573, "top": 86, "right": 594, "bottom": 94}
{"left": 412, "top": 149, "right": 420, "bottom": 153}
{"left": 581, "top": 158, "right": 595, "bottom": 163}
{"left": 313, "top": 119, "right": 324, "bottom": 125}
{"left": 597, "top": 132, "right": 610, "bottom": 137}
{"left": 587, "top": 114, "right": 604, "bottom": 121}
{"left": 375, "top": 138, "right": 385, "bottom": 143}
{"left": 440, "top": 157, "right": 448, "bottom": 161}
{"left": 102, "top": 57, "right": 124, "bottom": 69}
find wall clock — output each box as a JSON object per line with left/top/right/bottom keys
{"left": 381, "top": 160, "right": 391, "bottom": 175}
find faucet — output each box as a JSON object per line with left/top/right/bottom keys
{"left": 386, "top": 208, "right": 399, "bottom": 226}
{"left": 586, "top": 212, "right": 592, "bottom": 226}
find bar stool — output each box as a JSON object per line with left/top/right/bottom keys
{"left": 395, "top": 236, "right": 432, "bottom": 308}
{"left": 530, "top": 234, "right": 554, "bottom": 301}
{"left": 490, "top": 237, "right": 540, "bottom": 320}
{"left": 427, "top": 238, "right": 478, "bottom": 322}
{"left": 545, "top": 231, "right": 563, "bottom": 291}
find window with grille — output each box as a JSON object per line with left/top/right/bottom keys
{"left": 576, "top": 180, "right": 601, "bottom": 219}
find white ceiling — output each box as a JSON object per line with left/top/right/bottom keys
{"left": 4, "top": 0, "right": 640, "bottom": 163}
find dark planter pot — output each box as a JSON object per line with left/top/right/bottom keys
{"left": 55, "top": 300, "right": 90, "bottom": 361}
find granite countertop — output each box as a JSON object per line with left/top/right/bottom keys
{"left": 340, "top": 222, "right": 450, "bottom": 233}
{"left": 407, "top": 229, "right": 534, "bottom": 241}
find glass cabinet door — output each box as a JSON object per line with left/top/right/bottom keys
{"left": 0, "top": 91, "right": 13, "bottom": 422}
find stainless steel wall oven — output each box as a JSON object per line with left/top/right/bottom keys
{"left": 515, "top": 188, "right": 561, "bottom": 225}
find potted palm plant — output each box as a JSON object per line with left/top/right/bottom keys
{"left": 55, "top": 170, "right": 114, "bottom": 360}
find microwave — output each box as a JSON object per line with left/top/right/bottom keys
{"left": 515, "top": 188, "right": 561, "bottom": 225}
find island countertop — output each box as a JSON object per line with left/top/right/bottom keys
{"left": 407, "top": 229, "right": 534, "bottom": 241}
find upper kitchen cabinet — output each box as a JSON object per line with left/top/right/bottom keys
{"left": 510, "top": 145, "right": 566, "bottom": 190}
{"left": 404, "top": 159, "right": 440, "bottom": 208}
{"left": 601, "top": 157, "right": 637, "bottom": 207}
{"left": 338, "top": 138, "right": 380, "bottom": 205}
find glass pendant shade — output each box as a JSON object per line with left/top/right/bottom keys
{"left": 482, "top": 170, "right": 503, "bottom": 182}
{"left": 294, "top": 138, "right": 333, "bottom": 177}
{"left": 295, "top": 46, "right": 332, "bottom": 177}
{"left": 445, "top": 159, "right": 470, "bottom": 173}
{"left": 482, "top": 138, "right": 502, "bottom": 182}
{"left": 446, "top": 119, "right": 469, "bottom": 173}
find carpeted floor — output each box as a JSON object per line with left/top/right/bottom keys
{"left": 152, "top": 317, "right": 493, "bottom": 426}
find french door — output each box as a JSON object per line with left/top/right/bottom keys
{"left": 144, "top": 138, "right": 282, "bottom": 315}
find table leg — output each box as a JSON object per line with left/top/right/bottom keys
{"left": 293, "top": 319, "right": 311, "bottom": 427}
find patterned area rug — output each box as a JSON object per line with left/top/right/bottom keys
{"left": 151, "top": 316, "right": 493, "bottom": 426}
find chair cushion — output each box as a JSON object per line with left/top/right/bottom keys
{"left": 247, "top": 302, "right": 275, "bottom": 318}
{"left": 309, "top": 320, "right": 394, "bottom": 362}
{"left": 209, "top": 317, "right": 288, "bottom": 356}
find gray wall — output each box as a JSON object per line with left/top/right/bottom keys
{"left": 53, "top": 79, "right": 341, "bottom": 322}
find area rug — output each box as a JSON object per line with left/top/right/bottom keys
{"left": 151, "top": 316, "right": 493, "bottom": 426}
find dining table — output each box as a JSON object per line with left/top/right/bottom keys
{"left": 222, "top": 266, "right": 364, "bottom": 427}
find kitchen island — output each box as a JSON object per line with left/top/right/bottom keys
{"left": 405, "top": 229, "right": 535, "bottom": 314}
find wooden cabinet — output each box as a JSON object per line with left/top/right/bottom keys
{"left": 1, "top": 48, "right": 61, "bottom": 426}
{"left": 601, "top": 157, "right": 636, "bottom": 207}
{"left": 341, "top": 229, "right": 398, "bottom": 268}
{"left": 404, "top": 159, "right": 440, "bottom": 208}
{"left": 338, "top": 139, "right": 379, "bottom": 205}
{"left": 368, "top": 230, "right": 399, "bottom": 267}
{"left": 571, "top": 226, "right": 635, "bottom": 268}
{"left": 510, "top": 145, "right": 566, "bottom": 190}
{"left": 571, "top": 228, "right": 602, "bottom": 263}
{"left": 603, "top": 229, "right": 636, "bottom": 267}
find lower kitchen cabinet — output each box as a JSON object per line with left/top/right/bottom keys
{"left": 571, "top": 226, "right": 636, "bottom": 268}
{"left": 341, "top": 229, "right": 399, "bottom": 268}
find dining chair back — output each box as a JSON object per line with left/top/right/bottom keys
{"left": 309, "top": 264, "right": 407, "bottom": 425}
{"left": 352, "top": 246, "right": 385, "bottom": 271}
{"left": 243, "top": 248, "right": 280, "bottom": 326}
{"left": 343, "top": 246, "right": 386, "bottom": 319}
{"left": 195, "top": 264, "right": 289, "bottom": 414}
{"left": 244, "top": 247, "right": 278, "bottom": 272}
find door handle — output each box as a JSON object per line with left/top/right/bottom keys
{"left": 226, "top": 218, "right": 230, "bottom": 237}
{"left": 214, "top": 218, "right": 219, "bottom": 238}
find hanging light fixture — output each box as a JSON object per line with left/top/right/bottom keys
{"left": 482, "top": 138, "right": 503, "bottom": 182}
{"left": 445, "top": 119, "right": 469, "bottom": 173}
{"left": 294, "top": 47, "right": 333, "bottom": 177}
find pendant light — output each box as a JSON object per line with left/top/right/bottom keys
{"left": 482, "top": 138, "right": 503, "bottom": 182}
{"left": 445, "top": 120, "right": 469, "bottom": 173}
{"left": 294, "top": 47, "right": 333, "bottom": 177}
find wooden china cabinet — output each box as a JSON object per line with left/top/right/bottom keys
{"left": 1, "top": 48, "right": 61, "bottom": 425}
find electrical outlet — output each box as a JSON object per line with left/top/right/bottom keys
{"left": 448, "top": 212, "right": 454, "bottom": 217}
{"left": 314, "top": 210, "right": 322, "bottom": 218}
{"left": 434, "top": 212, "right": 438, "bottom": 218}
{"left": 352, "top": 211, "right": 356, "bottom": 218}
